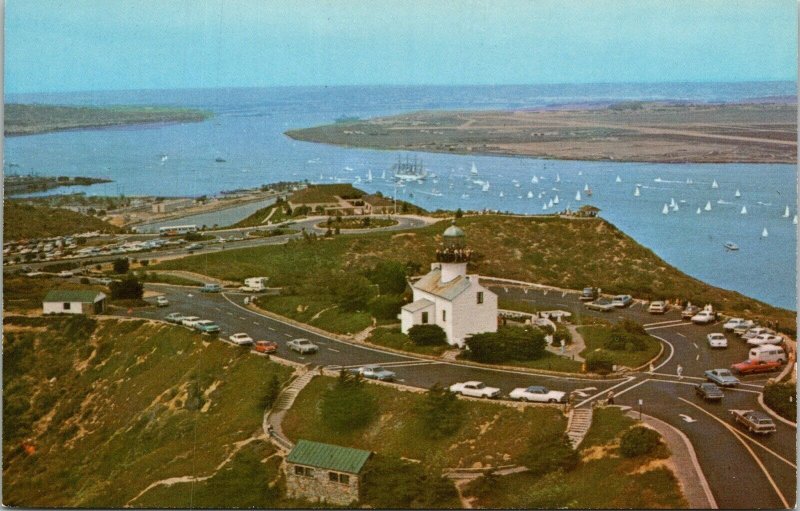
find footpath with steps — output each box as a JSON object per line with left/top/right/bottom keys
{"left": 566, "top": 407, "right": 593, "bottom": 448}
{"left": 264, "top": 369, "right": 317, "bottom": 452}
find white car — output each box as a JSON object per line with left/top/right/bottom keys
{"left": 229, "top": 333, "right": 254, "bottom": 345}
{"left": 648, "top": 301, "right": 668, "bottom": 314}
{"left": 707, "top": 333, "right": 728, "bottom": 348}
{"left": 58, "top": 270, "right": 74, "bottom": 278}
{"left": 746, "top": 333, "right": 783, "bottom": 346}
{"left": 723, "top": 318, "right": 754, "bottom": 332}
{"left": 509, "top": 385, "right": 566, "bottom": 403}
{"left": 180, "top": 316, "right": 202, "bottom": 327}
{"left": 611, "top": 295, "right": 633, "bottom": 308}
{"left": 449, "top": 381, "right": 501, "bottom": 399}
{"left": 287, "top": 338, "right": 319, "bottom": 354}
{"left": 691, "top": 310, "right": 716, "bottom": 324}
{"left": 156, "top": 296, "right": 170, "bottom": 307}
{"left": 742, "top": 327, "right": 774, "bottom": 340}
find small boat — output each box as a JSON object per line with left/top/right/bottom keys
{"left": 584, "top": 183, "right": 589, "bottom": 191}
{"left": 578, "top": 170, "right": 583, "bottom": 176}
{"left": 793, "top": 215, "right": 798, "bottom": 225}
{"left": 724, "top": 242, "right": 739, "bottom": 251}
{"left": 671, "top": 203, "right": 679, "bottom": 212}
{"left": 704, "top": 201, "right": 712, "bottom": 211}
{"left": 615, "top": 175, "right": 622, "bottom": 183}
{"left": 669, "top": 197, "right": 676, "bottom": 208}
{"left": 696, "top": 207, "right": 702, "bottom": 214}
{"left": 575, "top": 191, "right": 582, "bottom": 201}
{"left": 215, "top": 157, "right": 226, "bottom": 163}
{"left": 556, "top": 173, "right": 561, "bottom": 183}
{"left": 160, "top": 154, "right": 168, "bottom": 162}
{"left": 634, "top": 186, "right": 641, "bottom": 197}
{"left": 381, "top": 170, "right": 386, "bottom": 179}
{"left": 740, "top": 206, "right": 748, "bottom": 215}
{"left": 482, "top": 182, "right": 490, "bottom": 192}
{"left": 735, "top": 189, "right": 741, "bottom": 198}
{"left": 470, "top": 163, "right": 478, "bottom": 175}
{"left": 499, "top": 191, "right": 504, "bottom": 197}
{"left": 654, "top": 177, "right": 663, "bottom": 183}
{"left": 527, "top": 191, "right": 533, "bottom": 199}
{"left": 553, "top": 195, "right": 560, "bottom": 205}
{"left": 662, "top": 204, "right": 669, "bottom": 215}
{"left": 366, "top": 169, "right": 373, "bottom": 182}
{"left": 531, "top": 176, "right": 539, "bottom": 184}
{"left": 686, "top": 178, "right": 693, "bottom": 184}
{"left": 461, "top": 193, "right": 470, "bottom": 199}
{"left": 711, "top": 179, "right": 719, "bottom": 189}
{"left": 542, "top": 203, "right": 548, "bottom": 211}
{"left": 548, "top": 199, "right": 554, "bottom": 208}
{"left": 344, "top": 166, "right": 354, "bottom": 171}
{"left": 586, "top": 188, "right": 592, "bottom": 196}
{"left": 761, "top": 227, "right": 769, "bottom": 238}
{"left": 783, "top": 205, "right": 790, "bottom": 218}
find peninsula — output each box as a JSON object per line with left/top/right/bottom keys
{"left": 4, "top": 104, "right": 212, "bottom": 136}
{"left": 287, "top": 101, "right": 797, "bottom": 164}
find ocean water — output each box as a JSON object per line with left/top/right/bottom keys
{"left": 4, "top": 83, "right": 797, "bottom": 309}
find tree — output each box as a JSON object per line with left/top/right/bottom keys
{"left": 320, "top": 371, "right": 378, "bottom": 432}
{"left": 112, "top": 257, "right": 130, "bottom": 274}
{"left": 361, "top": 454, "right": 458, "bottom": 508}
{"left": 585, "top": 349, "right": 614, "bottom": 374}
{"left": 620, "top": 426, "right": 661, "bottom": 457}
{"left": 408, "top": 324, "right": 447, "bottom": 346}
{"left": 417, "top": 384, "right": 465, "bottom": 438}
{"left": 367, "top": 261, "right": 408, "bottom": 295}
{"left": 334, "top": 274, "right": 376, "bottom": 312}
{"left": 455, "top": 208, "right": 463, "bottom": 218}
{"left": 367, "top": 295, "right": 406, "bottom": 320}
{"left": 109, "top": 275, "right": 143, "bottom": 300}
{"left": 261, "top": 374, "right": 282, "bottom": 410}
{"left": 520, "top": 435, "right": 578, "bottom": 476}
{"left": 464, "top": 326, "right": 546, "bottom": 363}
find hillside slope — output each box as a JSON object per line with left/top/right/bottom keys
{"left": 2, "top": 316, "right": 292, "bottom": 507}
{"left": 4, "top": 201, "right": 121, "bottom": 240}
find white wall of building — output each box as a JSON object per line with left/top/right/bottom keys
{"left": 43, "top": 301, "right": 84, "bottom": 315}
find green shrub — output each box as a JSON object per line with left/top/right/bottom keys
{"left": 408, "top": 324, "right": 447, "bottom": 346}
{"left": 763, "top": 382, "right": 796, "bottom": 421}
{"left": 109, "top": 275, "right": 143, "bottom": 300}
{"left": 521, "top": 435, "right": 578, "bottom": 476}
{"left": 463, "top": 326, "right": 546, "bottom": 363}
{"left": 261, "top": 374, "right": 282, "bottom": 410}
{"left": 366, "top": 261, "right": 409, "bottom": 294}
{"left": 554, "top": 323, "right": 572, "bottom": 345}
{"left": 416, "top": 384, "right": 465, "bottom": 439}
{"left": 361, "top": 454, "right": 458, "bottom": 508}
{"left": 112, "top": 258, "right": 130, "bottom": 274}
{"left": 585, "top": 349, "right": 614, "bottom": 374}
{"left": 620, "top": 426, "right": 661, "bottom": 458}
{"left": 332, "top": 274, "right": 376, "bottom": 312}
{"left": 320, "top": 371, "right": 378, "bottom": 432}
{"left": 367, "top": 294, "right": 406, "bottom": 320}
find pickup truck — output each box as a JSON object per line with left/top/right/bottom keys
{"left": 731, "top": 409, "right": 776, "bottom": 434}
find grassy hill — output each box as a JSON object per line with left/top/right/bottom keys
{"left": 153, "top": 214, "right": 795, "bottom": 332}
{"left": 4, "top": 201, "right": 122, "bottom": 240}
{"left": 5, "top": 103, "right": 211, "bottom": 136}
{"left": 2, "top": 315, "right": 293, "bottom": 507}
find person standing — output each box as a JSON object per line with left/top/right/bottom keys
{"left": 606, "top": 390, "right": 615, "bottom": 405}
{"left": 677, "top": 364, "right": 683, "bottom": 380}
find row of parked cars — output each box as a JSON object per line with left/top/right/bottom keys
{"left": 448, "top": 381, "right": 567, "bottom": 403}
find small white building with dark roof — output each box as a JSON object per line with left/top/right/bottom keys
{"left": 400, "top": 222, "right": 497, "bottom": 347}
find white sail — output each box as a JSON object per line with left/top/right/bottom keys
{"left": 578, "top": 170, "right": 583, "bottom": 176}
{"left": 696, "top": 207, "right": 702, "bottom": 214}
{"left": 527, "top": 191, "right": 533, "bottom": 198}
{"left": 367, "top": 169, "right": 373, "bottom": 182}
{"left": 542, "top": 203, "right": 548, "bottom": 211}
{"left": 686, "top": 178, "right": 693, "bottom": 184}
{"left": 741, "top": 206, "right": 748, "bottom": 215}
{"left": 499, "top": 191, "right": 504, "bottom": 197}
{"left": 381, "top": 169, "right": 386, "bottom": 179}
{"left": 584, "top": 183, "right": 589, "bottom": 191}
{"left": 735, "top": 188, "right": 741, "bottom": 198}
{"left": 672, "top": 203, "right": 679, "bottom": 212}
{"left": 470, "top": 163, "right": 478, "bottom": 175}
{"left": 575, "top": 191, "right": 581, "bottom": 201}
{"left": 482, "top": 182, "right": 490, "bottom": 192}
{"left": 662, "top": 204, "right": 669, "bottom": 215}
{"left": 794, "top": 215, "right": 798, "bottom": 225}
{"left": 669, "top": 197, "right": 676, "bottom": 208}
{"left": 532, "top": 176, "right": 539, "bottom": 184}
{"left": 634, "top": 186, "right": 640, "bottom": 197}
{"left": 556, "top": 173, "right": 561, "bottom": 183}
{"left": 783, "top": 205, "right": 790, "bottom": 218}
{"left": 711, "top": 179, "right": 719, "bottom": 189}
{"left": 548, "top": 199, "right": 554, "bottom": 208}
{"left": 615, "top": 175, "right": 622, "bottom": 183}
{"left": 761, "top": 227, "right": 769, "bottom": 238}
{"left": 553, "top": 195, "right": 560, "bottom": 204}
{"left": 704, "top": 201, "right": 712, "bottom": 211}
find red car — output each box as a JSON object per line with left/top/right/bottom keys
{"left": 731, "top": 359, "right": 782, "bottom": 375}
{"left": 254, "top": 340, "right": 278, "bottom": 354}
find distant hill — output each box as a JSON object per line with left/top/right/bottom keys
{"left": 4, "top": 201, "right": 122, "bottom": 240}
{"left": 5, "top": 103, "right": 212, "bottom": 136}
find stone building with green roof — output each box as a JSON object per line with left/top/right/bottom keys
{"left": 285, "top": 439, "right": 372, "bottom": 505}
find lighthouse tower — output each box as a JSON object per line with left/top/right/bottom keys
{"left": 437, "top": 221, "right": 471, "bottom": 283}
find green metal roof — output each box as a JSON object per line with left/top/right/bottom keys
{"left": 287, "top": 440, "right": 371, "bottom": 474}
{"left": 43, "top": 289, "right": 105, "bottom": 303}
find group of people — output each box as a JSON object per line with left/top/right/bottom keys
{"left": 435, "top": 246, "right": 473, "bottom": 262}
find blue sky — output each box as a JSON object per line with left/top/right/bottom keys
{"left": 5, "top": 0, "right": 797, "bottom": 93}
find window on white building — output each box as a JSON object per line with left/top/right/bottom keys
{"left": 421, "top": 311, "right": 429, "bottom": 324}
{"left": 63, "top": 302, "right": 71, "bottom": 310}
{"left": 477, "top": 292, "right": 484, "bottom": 304}
{"left": 442, "top": 310, "right": 446, "bottom": 322}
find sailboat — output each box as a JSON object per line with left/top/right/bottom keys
{"left": 482, "top": 182, "right": 490, "bottom": 192}
{"left": 381, "top": 169, "right": 386, "bottom": 179}
{"left": 783, "top": 205, "right": 790, "bottom": 218}
{"left": 548, "top": 199, "right": 554, "bottom": 208}
{"left": 669, "top": 198, "right": 676, "bottom": 208}
{"left": 711, "top": 179, "right": 719, "bottom": 189}
{"left": 578, "top": 170, "right": 583, "bottom": 176}
{"left": 794, "top": 215, "right": 798, "bottom": 225}
{"left": 542, "top": 203, "right": 548, "bottom": 211}
{"left": 527, "top": 191, "right": 534, "bottom": 199}
{"left": 634, "top": 186, "right": 641, "bottom": 197}
{"left": 367, "top": 169, "right": 373, "bottom": 182}
{"left": 615, "top": 175, "right": 622, "bottom": 183}
{"left": 704, "top": 201, "right": 712, "bottom": 211}
{"left": 553, "top": 195, "right": 560, "bottom": 205}
{"left": 686, "top": 178, "right": 693, "bottom": 184}
{"left": 735, "top": 189, "right": 741, "bottom": 198}
{"left": 575, "top": 191, "right": 582, "bottom": 201}
{"left": 470, "top": 163, "right": 478, "bottom": 176}
{"left": 662, "top": 204, "right": 669, "bottom": 215}
{"left": 740, "top": 206, "right": 748, "bottom": 215}
{"left": 555, "top": 173, "right": 561, "bottom": 183}
{"left": 532, "top": 176, "right": 539, "bottom": 184}
{"left": 671, "top": 202, "right": 679, "bottom": 212}
{"left": 761, "top": 227, "right": 769, "bottom": 238}
{"left": 584, "top": 183, "right": 589, "bottom": 191}
{"left": 499, "top": 191, "right": 504, "bottom": 198}
{"left": 696, "top": 207, "right": 702, "bottom": 214}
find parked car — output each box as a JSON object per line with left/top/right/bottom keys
{"left": 731, "top": 359, "right": 782, "bottom": 375}
{"left": 706, "top": 333, "right": 728, "bottom": 348}
{"left": 449, "top": 381, "right": 501, "bottom": 399}
{"left": 349, "top": 365, "right": 397, "bottom": 381}
{"left": 165, "top": 312, "right": 186, "bottom": 324}
{"left": 746, "top": 333, "right": 783, "bottom": 346}
{"left": 186, "top": 243, "right": 203, "bottom": 251}
{"left": 509, "top": 385, "right": 566, "bottom": 403}
{"left": 194, "top": 320, "right": 220, "bottom": 334}
{"left": 733, "top": 322, "right": 760, "bottom": 336}
{"left": 611, "top": 295, "right": 633, "bottom": 308}
{"left": 585, "top": 297, "right": 615, "bottom": 312}
{"left": 180, "top": 316, "right": 202, "bottom": 327}
{"left": 287, "top": 338, "right": 318, "bottom": 354}
{"left": 691, "top": 310, "right": 716, "bottom": 324}
{"left": 648, "top": 301, "right": 668, "bottom": 314}
{"left": 156, "top": 296, "right": 170, "bottom": 307}
{"left": 579, "top": 287, "right": 597, "bottom": 301}
{"left": 201, "top": 283, "right": 222, "bottom": 293}
{"left": 254, "top": 340, "right": 278, "bottom": 354}
{"left": 229, "top": 333, "right": 254, "bottom": 345}
{"left": 695, "top": 383, "right": 724, "bottom": 401}
{"left": 741, "top": 327, "right": 774, "bottom": 340}
{"left": 723, "top": 318, "right": 755, "bottom": 332}
{"left": 94, "top": 277, "right": 114, "bottom": 285}
{"left": 58, "top": 270, "right": 74, "bottom": 278}
{"left": 731, "top": 410, "right": 776, "bottom": 434}
{"left": 704, "top": 368, "right": 740, "bottom": 387}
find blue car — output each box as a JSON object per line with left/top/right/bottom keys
{"left": 704, "top": 368, "right": 740, "bottom": 387}
{"left": 350, "top": 365, "right": 396, "bottom": 381}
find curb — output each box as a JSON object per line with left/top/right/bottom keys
{"left": 630, "top": 339, "right": 666, "bottom": 372}
{"left": 757, "top": 391, "right": 797, "bottom": 428}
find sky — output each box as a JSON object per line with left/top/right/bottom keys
{"left": 4, "top": 0, "right": 798, "bottom": 93}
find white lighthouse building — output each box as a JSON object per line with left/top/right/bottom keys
{"left": 400, "top": 222, "right": 498, "bottom": 347}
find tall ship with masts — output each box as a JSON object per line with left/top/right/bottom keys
{"left": 392, "top": 155, "right": 428, "bottom": 182}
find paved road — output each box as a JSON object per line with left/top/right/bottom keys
{"left": 120, "top": 282, "right": 795, "bottom": 509}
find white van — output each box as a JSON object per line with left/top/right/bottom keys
{"left": 748, "top": 345, "right": 787, "bottom": 364}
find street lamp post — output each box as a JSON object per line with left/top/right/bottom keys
{"left": 638, "top": 399, "right": 643, "bottom": 420}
